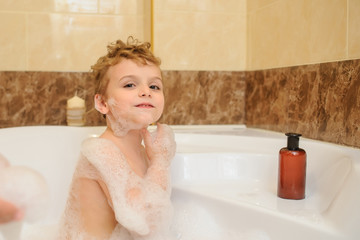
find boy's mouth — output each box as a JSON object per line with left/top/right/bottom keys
{"left": 135, "top": 103, "right": 154, "bottom": 108}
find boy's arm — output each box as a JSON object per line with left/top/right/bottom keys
{"left": 142, "top": 123, "right": 176, "bottom": 192}
{"left": 82, "top": 139, "right": 150, "bottom": 236}
{"left": 76, "top": 178, "right": 116, "bottom": 238}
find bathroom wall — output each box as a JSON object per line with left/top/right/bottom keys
{"left": 152, "top": 0, "right": 247, "bottom": 71}
{"left": 245, "top": 0, "right": 360, "bottom": 148}
{"left": 247, "top": 0, "right": 360, "bottom": 70}
{"left": 0, "top": 0, "right": 247, "bottom": 128}
{"left": 0, "top": 70, "right": 245, "bottom": 127}
{"left": 245, "top": 59, "right": 360, "bottom": 148}
{"left": 1, "top": 0, "right": 360, "bottom": 149}
{"left": 0, "top": 0, "right": 150, "bottom": 71}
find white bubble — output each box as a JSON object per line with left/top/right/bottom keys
{"left": 58, "top": 133, "right": 176, "bottom": 239}
{"left": 0, "top": 166, "right": 49, "bottom": 223}
{"left": 107, "top": 98, "right": 149, "bottom": 137}
{"left": 0, "top": 153, "right": 10, "bottom": 169}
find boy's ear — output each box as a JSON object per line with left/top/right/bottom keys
{"left": 94, "top": 94, "right": 109, "bottom": 115}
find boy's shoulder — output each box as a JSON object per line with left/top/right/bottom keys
{"left": 81, "top": 137, "right": 121, "bottom": 159}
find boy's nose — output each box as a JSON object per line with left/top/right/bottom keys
{"left": 139, "top": 86, "right": 151, "bottom": 97}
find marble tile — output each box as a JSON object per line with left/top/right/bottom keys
{"left": 160, "top": 71, "right": 246, "bottom": 124}
{"left": 246, "top": 59, "right": 360, "bottom": 148}
{"left": 0, "top": 71, "right": 105, "bottom": 127}
{"left": 1, "top": 59, "right": 359, "bottom": 148}
{"left": 0, "top": 70, "right": 245, "bottom": 127}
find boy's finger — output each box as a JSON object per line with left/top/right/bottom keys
{"left": 141, "top": 128, "right": 151, "bottom": 146}
{"left": 156, "top": 123, "right": 164, "bottom": 136}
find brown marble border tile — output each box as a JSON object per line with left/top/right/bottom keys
{"left": 161, "top": 71, "right": 246, "bottom": 125}
{"left": 1, "top": 59, "right": 359, "bottom": 148}
{"left": 245, "top": 59, "right": 360, "bottom": 148}
{"left": 0, "top": 71, "right": 105, "bottom": 127}
{"left": 0, "top": 70, "right": 245, "bottom": 128}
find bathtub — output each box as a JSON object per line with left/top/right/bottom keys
{"left": 0, "top": 125, "right": 359, "bottom": 240}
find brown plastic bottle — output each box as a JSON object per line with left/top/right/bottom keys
{"left": 277, "top": 133, "right": 306, "bottom": 200}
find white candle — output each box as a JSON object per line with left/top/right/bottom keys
{"left": 67, "top": 95, "right": 85, "bottom": 109}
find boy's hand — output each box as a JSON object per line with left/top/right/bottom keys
{"left": 142, "top": 123, "right": 176, "bottom": 167}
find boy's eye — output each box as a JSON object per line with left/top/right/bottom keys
{"left": 150, "top": 85, "right": 161, "bottom": 90}
{"left": 124, "top": 83, "right": 135, "bottom": 88}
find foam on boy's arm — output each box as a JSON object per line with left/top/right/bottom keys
{"left": 143, "top": 124, "right": 176, "bottom": 191}
{"left": 81, "top": 138, "right": 150, "bottom": 236}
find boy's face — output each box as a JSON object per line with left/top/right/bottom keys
{"left": 98, "top": 59, "right": 164, "bottom": 133}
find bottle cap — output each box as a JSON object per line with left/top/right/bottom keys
{"left": 285, "top": 133, "right": 302, "bottom": 150}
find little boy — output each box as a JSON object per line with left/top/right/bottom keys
{"left": 58, "top": 37, "right": 176, "bottom": 240}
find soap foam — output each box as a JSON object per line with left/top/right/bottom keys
{"left": 106, "top": 98, "right": 154, "bottom": 137}
{"left": 57, "top": 131, "right": 176, "bottom": 239}
{"left": 53, "top": 124, "right": 271, "bottom": 240}
{"left": 0, "top": 157, "right": 49, "bottom": 240}
{"left": 0, "top": 166, "right": 49, "bottom": 223}
{"left": 0, "top": 153, "right": 10, "bottom": 169}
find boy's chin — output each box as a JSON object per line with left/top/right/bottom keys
{"left": 130, "top": 121, "right": 155, "bottom": 130}
{"left": 136, "top": 115, "right": 162, "bottom": 127}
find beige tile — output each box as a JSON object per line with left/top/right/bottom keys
{"left": 307, "top": 0, "right": 347, "bottom": 62}
{"left": 0, "top": 13, "right": 26, "bottom": 70}
{"left": 153, "top": 0, "right": 247, "bottom": 71}
{"left": 0, "top": 0, "right": 101, "bottom": 13}
{"left": 247, "top": 0, "right": 280, "bottom": 13}
{"left": 247, "top": 0, "right": 347, "bottom": 70}
{"left": 0, "top": 0, "right": 53, "bottom": 12}
{"left": 54, "top": 0, "right": 98, "bottom": 13}
{"left": 154, "top": 11, "right": 246, "bottom": 71}
{"left": 99, "top": 0, "right": 145, "bottom": 15}
{"left": 154, "top": 0, "right": 246, "bottom": 14}
{"left": 27, "top": 13, "right": 146, "bottom": 71}
{"left": 349, "top": 0, "right": 360, "bottom": 59}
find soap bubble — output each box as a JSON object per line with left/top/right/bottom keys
{"left": 58, "top": 132, "right": 175, "bottom": 239}
{"left": 107, "top": 98, "right": 151, "bottom": 137}
{"left": 0, "top": 154, "right": 10, "bottom": 169}
{"left": 0, "top": 166, "right": 49, "bottom": 223}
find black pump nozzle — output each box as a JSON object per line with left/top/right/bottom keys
{"left": 285, "top": 133, "right": 302, "bottom": 150}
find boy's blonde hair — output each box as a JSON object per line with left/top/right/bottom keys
{"left": 91, "top": 37, "right": 161, "bottom": 96}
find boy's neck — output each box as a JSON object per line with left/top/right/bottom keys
{"left": 101, "top": 127, "right": 143, "bottom": 147}
{"left": 100, "top": 127, "right": 149, "bottom": 177}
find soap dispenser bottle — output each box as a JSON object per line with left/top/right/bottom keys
{"left": 277, "top": 133, "right": 306, "bottom": 200}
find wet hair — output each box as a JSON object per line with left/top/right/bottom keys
{"left": 91, "top": 36, "right": 161, "bottom": 96}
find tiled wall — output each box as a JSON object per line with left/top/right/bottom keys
{"left": 0, "top": 71, "right": 104, "bottom": 127}
{"left": 2, "top": 0, "right": 359, "bottom": 72}
{"left": 247, "top": 0, "right": 360, "bottom": 70}
{"left": 1, "top": 1, "right": 360, "bottom": 149}
{"left": 0, "top": 0, "right": 150, "bottom": 71}
{"left": 246, "top": 59, "right": 360, "bottom": 148}
{"left": 153, "top": 0, "right": 247, "bottom": 71}
{"left": 0, "top": 70, "right": 246, "bottom": 128}
{"left": 0, "top": 0, "right": 247, "bottom": 72}
{"left": 1, "top": 58, "right": 359, "bottom": 148}
{"left": 161, "top": 71, "right": 246, "bottom": 124}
